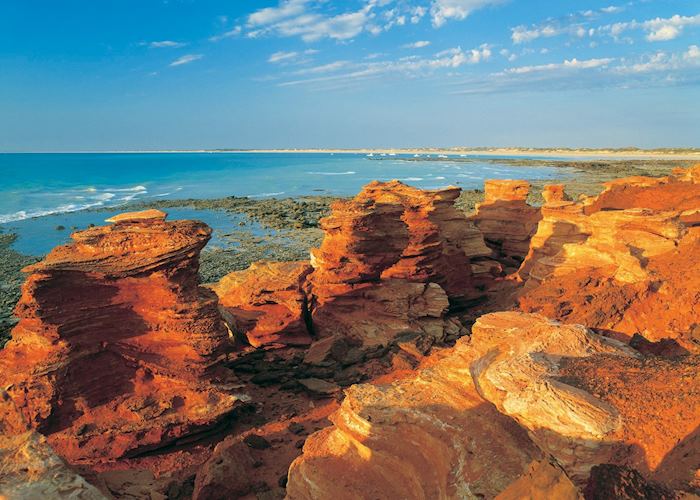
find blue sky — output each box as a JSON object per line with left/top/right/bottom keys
{"left": 1, "top": 0, "right": 699, "bottom": 151}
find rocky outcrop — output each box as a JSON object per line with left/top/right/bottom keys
{"left": 584, "top": 165, "right": 700, "bottom": 216}
{"left": 308, "top": 181, "right": 480, "bottom": 346}
{"left": 524, "top": 208, "right": 685, "bottom": 284}
{"left": 517, "top": 166, "right": 700, "bottom": 350}
{"left": 286, "top": 320, "right": 544, "bottom": 499}
{"left": 470, "top": 180, "right": 541, "bottom": 272}
{"left": 0, "top": 211, "right": 243, "bottom": 464}
{"left": 212, "top": 261, "right": 313, "bottom": 348}
{"left": 287, "top": 312, "right": 700, "bottom": 497}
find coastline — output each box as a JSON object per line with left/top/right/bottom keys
{"left": 0, "top": 156, "right": 695, "bottom": 344}
{"left": 4, "top": 148, "right": 700, "bottom": 160}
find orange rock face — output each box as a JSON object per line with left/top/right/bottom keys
{"left": 311, "top": 180, "right": 479, "bottom": 304}
{"left": 286, "top": 317, "right": 545, "bottom": 499}
{"left": 287, "top": 312, "right": 700, "bottom": 497}
{"left": 308, "top": 180, "right": 481, "bottom": 346}
{"left": 518, "top": 166, "right": 700, "bottom": 350}
{"left": 212, "top": 261, "right": 313, "bottom": 348}
{"left": 0, "top": 211, "right": 242, "bottom": 464}
{"left": 470, "top": 180, "right": 541, "bottom": 271}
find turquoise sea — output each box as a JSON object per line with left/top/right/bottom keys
{"left": 0, "top": 152, "right": 568, "bottom": 255}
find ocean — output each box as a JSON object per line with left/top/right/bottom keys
{"left": 0, "top": 152, "right": 568, "bottom": 255}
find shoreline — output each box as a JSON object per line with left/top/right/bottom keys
{"left": 0, "top": 157, "right": 696, "bottom": 344}
{"left": 3, "top": 148, "right": 700, "bottom": 160}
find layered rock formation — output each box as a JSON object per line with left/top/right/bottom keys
{"left": 287, "top": 312, "right": 700, "bottom": 497}
{"left": 0, "top": 210, "right": 242, "bottom": 464}
{"left": 212, "top": 261, "right": 313, "bottom": 348}
{"left": 286, "top": 317, "right": 546, "bottom": 499}
{"left": 470, "top": 180, "right": 541, "bottom": 272}
{"left": 518, "top": 167, "right": 700, "bottom": 350}
{"left": 308, "top": 181, "right": 482, "bottom": 346}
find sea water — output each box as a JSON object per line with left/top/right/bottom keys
{"left": 0, "top": 152, "right": 568, "bottom": 255}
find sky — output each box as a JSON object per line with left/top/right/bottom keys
{"left": 1, "top": 0, "right": 699, "bottom": 151}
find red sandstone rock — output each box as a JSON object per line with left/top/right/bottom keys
{"left": 212, "top": 261, "right": 313, "bottom": 348}
{"left": 584, "top": 164, "right": 700, "bottom": 215}
{"left": 311, "top": 180, "right": 481, "bottom": 305}
{"left": 308, "top": 181, "right": 479, "bottom": 346}
{"left": 470, "top": 180, "right": 541, "bottom": 271}
{"left": 286, "top": 322, "right": 544, "bottom": 499}
{"left": 517, "top": 166, "right": 700, "bottom": 350}
{"left": 287, "top": 312, "right": 700, "bottom": 497}
{"left": 0, "top": 211, "right": 243, "bottom": 464}
{"left": 542, "top": 183, "right": 571, "bottom": 204}
{"left": 470, "top": 312, "right": 700, "bottom": 492}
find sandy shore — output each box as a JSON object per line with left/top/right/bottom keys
{"left": 243, "top": 149, "right": 700, "bottom": 160}
{"left": 28, "top": 148, "right": 700, "bottom": 160}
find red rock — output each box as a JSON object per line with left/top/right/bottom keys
{"left": 517, "top": 166, "right": 700, "bottom": 350}
{"left": 310, "top": 279, "right": 451, "bottom": 347}
{"left": 471, "top": 312, "right": 700, "bottom": 491}
{"left": 308, "top": 180, "right": 480, "bottom": 346}
{"left": 542, "top": 184, "right": 571, "bottom": 204}
{"left": 584, "top": 165, "right": 700, "bottom": 215}
{"left": 288, "top": 312, "right": 700, "bottom": 496}
{"left": 0, "top": 212, "right": 242, "bottom": 464}
{"left": 286, "top": 323, "right": 544, "bottom": 499}
{"left": 470, "top": 180, "right": 541, "bottom": 270}
{"left": 311, "top": 180, "right": 481, "bottom": 305}
{"left": 0, "top": 431, "right": 107, "bottom": 499}
{"left": 212, "top": 261, "right": 313, "bottom": 348}
{"left": 583, "top": 464, "right": 676, "bottom": 500}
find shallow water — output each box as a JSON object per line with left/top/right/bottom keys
{"left": 2, "top": 207, "right": 270, "bottom": 256}
{"left": 0, "top": 152, "right": 567, "bottom": 255}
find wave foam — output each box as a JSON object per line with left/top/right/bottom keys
{"left": 306, "top": 171, "right": 356, "bottom": 175}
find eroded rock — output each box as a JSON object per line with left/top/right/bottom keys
{"left": 0, "top": 212, "right": 243, "bottom": 464}
{"left": 212, "top": 260, "right": 313, "bottom": 348}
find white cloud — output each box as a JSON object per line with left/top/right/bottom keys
{"left": 277, "top": 43, "right": 492, "bottom": 88}
{"left": 403, "top": 40, "right": 431, "bottom": 49}
{"left": 269, "top": 51, "right": 300, "bottom": 63}
{"left": 293, "top": 60, "right": 350, "bottom": 75}
{"left": 243, "top": 0, "right": 422, "bottom": 42}
{"left": 149, "top": 40, "right": 187, "bottom": 48}
{"left": 615, "top": 45, "right": 700, "bottom": 73}
{"left": 511, "top": 24, "right": 563, "bottom": 44}
{"left": 248, "top": 0, "right": 310, "bottom": 27}
{"left": 209, "top": 26, "right": 242, "bottom": 42}
{"left": 268, "top": 49, "right": 318, "bottom": 64}
{"left": 601, "top": 5, "right": 622, "bottom": 14}
{"left": 430, "top": 0, "right": 505, "bottom": 28}
{"left": 411, "top": 6, "right": 426, "bottom": 24}
{"left": 504, "top": 57, "right": 614, "bottom": 74}
{"left": 644, "top": 14, "right": 700, "bottom": 41}
{"left": 599, "top": 13, "right": 700, "bottom": 42}
{"left": 169, "top": 54, "right": 204, "bottom": 67}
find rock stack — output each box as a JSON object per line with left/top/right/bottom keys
{"left": 308, "top": 181, "right": 479, "bottom": 347}
{"left": 212, "top": 260, "right": 313, "bottom": 348}
{"left": 470, "top": 180, "right": 541, "bottom": 272}
{"left": 0, "top": 210, "right": 243, "bottom": 463}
